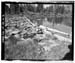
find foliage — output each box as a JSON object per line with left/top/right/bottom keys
{"left": 55, "top": 5, "right": 65, "bottom": 14}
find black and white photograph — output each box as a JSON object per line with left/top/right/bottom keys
{"left": 1, "top": 1, "right": 74, "bottom": 61}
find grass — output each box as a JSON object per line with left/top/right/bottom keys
{"left": 43, "top": 21, "right": 72, "bottom": 34}
{"left": 5, "top": 37, "right": 45, "bottom": 59}
{"left": 4, "top": 14, "right": 72, "bottom": 60}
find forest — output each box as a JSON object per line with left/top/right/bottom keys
{"left": 5, "top": 4, "right": 72, "bottom": 27}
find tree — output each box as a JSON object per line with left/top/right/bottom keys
{"left": 10, "top": 4, "right": 20, "bottom": 14}
{"left": 15, "top": 4, "right": 20, "bottom": 14}
{"left": 20, "top": 4, "right": 24, "bottom": 13}
{"left": 5, "top": 4, "right": 10, "bottom": 14}
{"left": 37, "top": 4, "right": 43, "bottom": 12}
{"left": 45, "top": 5, "right": 53, "bottom": 13}
{"left": 10, "top": 4, "right": 15, "bottom": 14}
{"left": 55, "top": 5, "right": 65, "bottom": 14}
{"left": 26, "top": 4, "right": 35, "bottom": 12}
